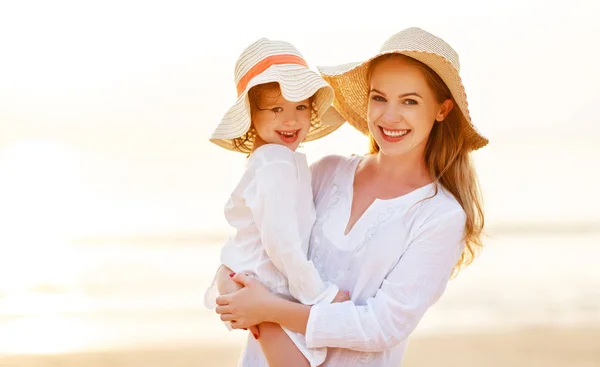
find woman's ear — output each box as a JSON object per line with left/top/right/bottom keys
{"left": 436, "top": 99, "right": 454, "bottom": 122}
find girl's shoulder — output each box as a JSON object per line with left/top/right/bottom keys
{"left": 247, "top": 144, "right": 306, "bottom": 169}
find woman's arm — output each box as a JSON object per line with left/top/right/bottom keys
{"left": 213, "top": 265, "right": 261, "bottom": 338}
{"left": 214, "top": 262, "right": 313, "bottom": 366}
{"left": 217, "top": 209, "right": 466, "bottom": 352}
{"left": 217, "top": 273, "right": 349, "bottom": 333}
{"left": 216, "top": 271, "right": 312, "bottom": 333}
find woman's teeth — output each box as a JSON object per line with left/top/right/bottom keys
{"left": 382, "top": 128, "right": 409, "bottom": 137}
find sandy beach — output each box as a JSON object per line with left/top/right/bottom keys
{"left": 1, "top": 326, "right": 599, "bottom": 367}
{"left": 1, "top": 234, "right": 599, "bottom": 366}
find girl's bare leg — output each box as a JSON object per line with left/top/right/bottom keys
{"left": 257, "top": 322, "right": 311, "bottom": 367}
{"left": 217, "top": 266, "right": 312, "bottom": 366}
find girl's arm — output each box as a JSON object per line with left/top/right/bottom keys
{"left": 247, "top": 145, "right": 340, "bottom": 305}
{"left": 217, "top": 209, "right": 466, "bottom": 352}
{"left": 216, "top": 146, "right": 344, "bottom": 367}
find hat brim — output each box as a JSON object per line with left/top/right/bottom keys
{"left": 318, "top": 50, "right": 488, "bottom": 151}
{"left": 210, "top": 64, "right": 345, "bottom": 152}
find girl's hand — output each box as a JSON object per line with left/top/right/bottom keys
{"left": 215, "top": 272, "right": 277, "bottom": 330}
{"left": 332, "top": 289, "right": 351, "bottom": 303}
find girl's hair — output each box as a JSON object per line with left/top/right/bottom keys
{"left": 368, "top": 54, "right": 484, "bottom": 276}
{"left": 232, "top": 82, "right": 320, "bottom": 154}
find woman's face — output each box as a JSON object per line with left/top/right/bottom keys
{"left": 367, "top": 56, "right": 453, "bottom": 158}
{"left": 251, "top": 85, "right": 312, "bottom": 152}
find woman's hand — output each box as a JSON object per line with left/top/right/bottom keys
{"left": 215, "top": 272, "right": 277, "bottom": 330}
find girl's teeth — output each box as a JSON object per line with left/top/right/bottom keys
{"left": 279, "top": 131, "right": 296, "bottom": 137}
{"left": 382, "top": 128, "right": 409, "bottom": 137}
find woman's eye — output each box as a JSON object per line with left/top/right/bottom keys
{"left": 271, "top": 107, "right": 283, "bottom": 113}
{"left": 296, "top": 105, "right": 308, "bottom": 111}
{"left": 403, "top": 99, "right": 418, "bottom": 105}
{"left": 372, "top": 95, "right": 386, "bottom": 102}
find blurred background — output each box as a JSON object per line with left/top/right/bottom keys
{"left": 1, "top": 0, "right": 599, "bottom": 366}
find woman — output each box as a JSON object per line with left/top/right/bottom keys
{"left": 215, "top": 27, "right": 488, "bottom": 366}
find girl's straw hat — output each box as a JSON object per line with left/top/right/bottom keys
{"left": 318, "top": 27, "right": 488, "bottom": 150}
{"left": 210, "top": 38, "right": 345, "bottom": 151}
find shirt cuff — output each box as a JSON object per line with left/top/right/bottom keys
{"left": 320, "top": 282, "right": 339, "bottom": 305}
{"left": 305, "top": 302, "right": 326, "bottom": 348}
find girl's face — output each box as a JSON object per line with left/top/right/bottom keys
{"left": 367, "top": 56, "right": 453, "bottom": 158}
{"left": 252, "top": 85, "right": 312, "bottom": 152}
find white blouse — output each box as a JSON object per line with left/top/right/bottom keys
{"left": 205, "top": 144, "right": 339, "bottom": 367}
{"left": 238, "top": 154, "right": 467, "bottom": 366}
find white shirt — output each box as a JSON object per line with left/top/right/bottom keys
{"left": 239, "top": 154, "right": 466, "bottom": 366}
{"left": 205, "top": 144, "right": 339, "bottom": 366}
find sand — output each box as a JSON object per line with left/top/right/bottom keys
{"left": 1, "top": 326, "right": 599, "bottom": 367}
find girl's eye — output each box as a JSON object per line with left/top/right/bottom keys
{"left": 372, "top": 95, "right": 386, "bottom": 102}
{"left": 271, "top": 107, "right": 283, "bottom": 113}
{"left": 404, "top": 99, "right": 418, "bottom": 105}
{"left": 296, "top": 105, "right": 308, "bottom": 111}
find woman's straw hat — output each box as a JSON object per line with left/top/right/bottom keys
{"left": 210, "top": 38, "right": 345, "bottom": 151}
{"left": 318, "top": 27, "right": 488, "bottom": 151}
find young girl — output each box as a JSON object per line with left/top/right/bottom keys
{"left": 214, "top": 27, "right": 489, "bottom": 366}
{"left": 204, "top": 38, "right": 348, "bottom": 367}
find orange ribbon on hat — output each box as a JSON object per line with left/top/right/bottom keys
{"left": 236, "top": 54, "right": 308, "bottom": 96}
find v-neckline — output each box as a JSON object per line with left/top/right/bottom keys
{"left": 342, "top": 155, "right": 436, "bottom": 237}
{"left": 343, "top": 156, "right": 370, "bottom": 237}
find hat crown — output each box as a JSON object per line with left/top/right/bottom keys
{"left": 234, "top": 38, "right": 306, "bottom": 85}
{"left": 380, "top": 27, "right": 460, "bottom": 72}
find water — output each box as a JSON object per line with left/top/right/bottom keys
{"left": 1, "top": 233, "right": 599, "bottom": 355}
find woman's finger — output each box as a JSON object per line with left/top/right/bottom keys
{"left": 230, "top": 272, "right": 254, "bottom": 287}
{"left": 220, "top": 313, "right": 235, "bottom": 322}
{"left": 215, "top": 305, "right": 233, "bottom": 315}
{"left": 215, "top": 294, "right": 231, "bottom": 306}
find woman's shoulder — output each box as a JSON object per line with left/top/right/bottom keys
{"left": 309, "top": 154, "right": 360, "bottom": 201}
{"left": 418, "top": 185, "right": 466, "bottom": 223}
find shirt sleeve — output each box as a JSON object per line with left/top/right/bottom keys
{"left": 305, "top": 209, "right": 467, "bottom": 352}
{"left": 245, "top": 148, "right": 339, "bottom": 305}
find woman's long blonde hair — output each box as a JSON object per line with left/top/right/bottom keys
{"left": 368, "top": 54, "right": 484, "bottom": 276}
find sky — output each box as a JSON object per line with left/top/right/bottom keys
{"left": 1, "top": 0, "right": 599, "bottom": 240}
